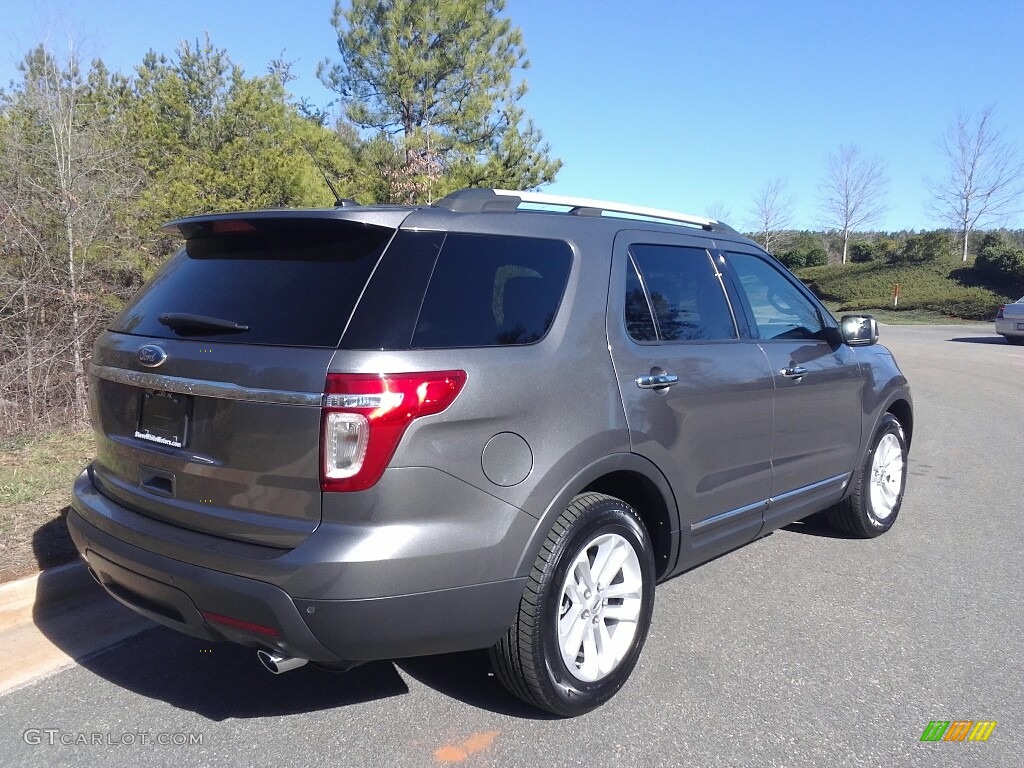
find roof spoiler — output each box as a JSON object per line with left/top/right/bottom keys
{"left": 161, "top": 209, "right": 406, "bottom": 240}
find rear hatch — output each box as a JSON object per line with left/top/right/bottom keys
{"left": 88, "top": 211, "right": 403, "bottom": 548}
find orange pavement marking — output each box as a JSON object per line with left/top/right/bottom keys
{"left": 434, "top": 746, "right": 469, "bottom": 762}
{"left": 433, "top": 730, "right": 500, "bottom": 762}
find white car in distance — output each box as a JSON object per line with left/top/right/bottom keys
{"left": 995, "top": 296, "right": 1024, "bottom": 345}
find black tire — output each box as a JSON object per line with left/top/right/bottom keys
{"left": 490, "top": 493, "right": 656, "bottom": 717}
{"left": 826, "top": 413, "right": 908, "bottom": 538}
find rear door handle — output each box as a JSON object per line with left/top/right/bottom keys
{"left": 635, "top": 373, "right": 679, "bottom": 389}
{"left": 781, "top": 366, "right": 808, "bottom": 379}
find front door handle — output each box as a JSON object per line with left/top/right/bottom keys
{"left": 635, "top": 373, "right": 679, "bottom": 390}
{"left": 781, "top": 366, "right": 808, "bottom": 379}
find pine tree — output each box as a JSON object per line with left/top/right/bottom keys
{"left": 319, "top": 0, "right": 560, "bottom": 202}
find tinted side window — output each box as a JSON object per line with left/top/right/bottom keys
{"left": 411, "top": 234, "right": 572, "bottom": 348}
{"left": 627, "top": 244, "right": 736, "bottom": 341}
{"left": 625, "top": 256, "right": 658, "bottom": 342}
{"left": 727, "top": 252, "right": 825, "bottom": 340}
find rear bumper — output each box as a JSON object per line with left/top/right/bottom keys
{"left": 995, "top": 318, "right": 1024, "bottom": 338}
{"left": 68, "top": 469, "right": 528, "bottom": 663}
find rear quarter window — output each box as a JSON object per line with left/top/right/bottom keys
{"left": 410, "top": 233, "right": 573, "bottom": 348}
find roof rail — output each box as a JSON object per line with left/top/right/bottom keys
{"left": 433, "top": 188, "right": 734, "bottom": 232}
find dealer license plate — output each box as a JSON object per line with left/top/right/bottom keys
{"left": 135, "top": 391, "right": 192, "bottom": 449}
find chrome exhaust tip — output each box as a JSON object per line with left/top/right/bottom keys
{"left": 257, "top": 650, "right": 309, "bottom": 674}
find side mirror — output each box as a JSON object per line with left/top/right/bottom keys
{"left": 840, "top": 315, "right": 879, "bottom": 346}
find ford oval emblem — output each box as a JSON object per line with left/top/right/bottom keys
{"left": 137, "top": 345, "right": 167, "bottom": 368}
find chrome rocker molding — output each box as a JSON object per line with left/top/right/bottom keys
{"left": 689, "top": 473, "right": 851, "bottom": 535}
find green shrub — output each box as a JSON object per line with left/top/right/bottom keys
{"left": 927, "top": 289, "right": 1002, "bottom": 320}
{"left": 849, "top": 242, "right": 875, "bottom": 263}
{"left": 775, "top": 250, "right": 806, "bottom": 270}
{"left": 804, "top": 247, "right": 828, "bottom": 267}
{"left": 888, "top": 231, "right": 953, "bottom": 265}
{"left": 974, "top": 235, "right": 1024, "bottom": 283}
{"left": 874, "top": 238, "right": 899, "bottom": 262}
{"left": 796, "top": 253, "right": 1010, "bottom": 321}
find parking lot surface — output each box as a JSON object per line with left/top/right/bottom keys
{"left": 0, "top": 324, "right": 1020, "bottom": 768}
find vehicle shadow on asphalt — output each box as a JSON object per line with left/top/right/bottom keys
{"left": 78, "top": 630, "right": 547, "bottom": 720}
{"left": 73, "top": 626, "right": 409, "bottom": 721}
{"left": 947, "top": 336, "right": 1012, "bottom": 345}
{"left": 782, "top": 515, "right": 860, "bottom": 540}
{"left": 32, "top": 572, "right": 548, "bottom": 721}
{"left": 396, "top": 650, "right": 558, "bottom": 720}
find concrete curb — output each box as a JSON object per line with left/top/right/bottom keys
{"left": 0, "top": 561, "right": 94, "bottom": 631}
{"left": 0, "top": 560, "right": 153, "bottom": 696}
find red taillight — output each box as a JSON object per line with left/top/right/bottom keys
{"left": 320, "top": 370, "right": 467, "bottom": 492}
{"left": 996, "top": 305, "right": 1005, "bottom": 319}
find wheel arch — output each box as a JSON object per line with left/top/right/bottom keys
{"left": 885, "top": 397, "right": 914, "bottom": 448}
{"left": 515, "top": 454, "right": 680, "bottom": 581}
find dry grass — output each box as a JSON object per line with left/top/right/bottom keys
{"left": 0, "top": 428, "right": 94, "bottom": 582}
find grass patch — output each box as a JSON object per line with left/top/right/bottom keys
{"left": 797, "top": 260, "right": 1017, "bottom": 320}
{"left": 0, "top": 428, "right": 94, "bottom": 506}
{"left": 0, "top": 427, "right": 94, "bottom": 581}
{"left": 821, "top": 303, "right": 988, "bottom": 325}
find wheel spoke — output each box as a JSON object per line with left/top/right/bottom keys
{"left": 574, "top": 558, "right": 596, "bottom": 594}
{"left": 878, "top": 484, "right": 897, "bottom": 507}
{"left": 594, "top": 619, "right": 615, "bottom": 677}
{"left": 579, "top": 622, "right": 600, "bottom": 679}
{"left": 602, "top": 600, "right": 641, "bottom": 623}
{"left": 563, "top": 580, "right": 585, "bottom": 608}
{"left": 592, "top": 538, "right": 630, "bottom": 589}
{"left": 888, "top": 456, "right": 904, "bottom": 478}
{"left": 559, "top": 610, "right": 587, "bottom": 666}
{"left": 882, "top": 448, "right": 901, "bottom": 475}
{"left": 601, "top": 581, "right": 641, "bottom": 600}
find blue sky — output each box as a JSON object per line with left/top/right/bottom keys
{"left": 3, "top": 0, "right": 1022, "bottom": 231}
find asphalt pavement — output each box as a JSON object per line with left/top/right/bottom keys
{"left": 0, "top": 324, "right": 1021, "bottom": 768}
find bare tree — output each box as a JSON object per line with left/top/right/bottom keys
{"left": 0, "top": 44, "right": 141, "bottom": 430}
{"left": 929, "top": 106, "right": 1024, "bottom": 262}
{"left": 704, "top": 200, "right": 733, "bottom": 225}
{"left": 819, "top": 144, "right": 888, "bottom": 264}
{"left": 748, "top": 177, "right": 795, "bottom": 253}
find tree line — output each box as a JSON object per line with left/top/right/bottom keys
{"left": 743, "top": 107, "right": 1024, "bottom": 265}
{"left": 2, "top": 0, "right": 1022, "bottom": 436}
{"left": 0, "top": 0, "right": 559, "bottom": 435}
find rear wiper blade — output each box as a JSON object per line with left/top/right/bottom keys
{"left": 158, "top": 313, "right": 250, "bottom": 333}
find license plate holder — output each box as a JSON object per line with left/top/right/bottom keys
{"left": 136, "top": 391, "right": 192, "bottom": 449}
{"left": 1016, "top": 322, "right": 1024, "bottom": 331}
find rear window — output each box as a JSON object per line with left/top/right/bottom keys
{"left": 410, "top": 233, "right": 572, "bottom": 348}
{"left": 112, "top": 219, "right": 392, "bottom": 347}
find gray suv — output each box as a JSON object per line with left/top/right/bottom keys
{"left": 69, "top": 188, "right": 912, "bottom": 716}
